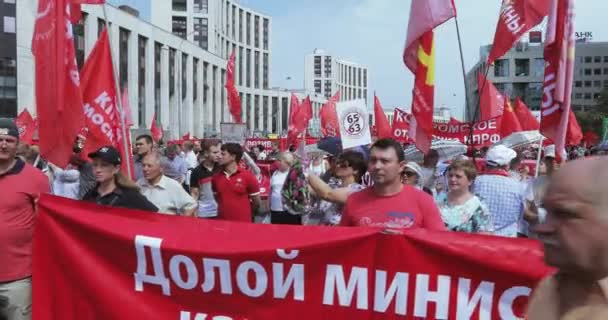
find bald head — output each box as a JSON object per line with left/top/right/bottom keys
{"left": 546, "top": 158, "right": 608, "bottom": 211}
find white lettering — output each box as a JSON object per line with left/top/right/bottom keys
{"left": 456, "top": 278, "right": 495, "bottom": 320}
{"left": 169, "top": 255, "right": 198, "bottom": 290}
{"left": 95, "top": 91, "right": 113, "bottom": 113}
{"left": 498, "top": 286, "right": 531, "bottom": 319}
{"left": 323, "top": 265, "right": 368, "bottom": 310}
{"left": 272, "top": 263, "right": 304, "bottom": 301}
{"left": 276, "top": 249, "right": 299, "bottom": 260}
{"left": 542, "top": 72, "right": 560, "bottom": 116}
{"left": 91, "top": 113, "right": 104, "bottom": 125}
{"left": 179, "top": 312, "right": 233, "bottom": 320}
{"left": 414, "top": 274, "right": 450, "bottom": 318}
{"left": 133, "top": 235, "right": 171, "bottom": 296}
{"left": 83, "top": 103, "right": 95, "bottom": 118}
{"left": 201, "top": 258, "right": 233, "bottom": 294}
{"left": 373, "top": 271, "right": 409, "bottom": 315}
{"left": 236, "top": 261, "right": 268, "bottom": 298}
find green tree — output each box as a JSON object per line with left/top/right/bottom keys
{"left": 575, "top": 87, "right": 608, "bottom": 136}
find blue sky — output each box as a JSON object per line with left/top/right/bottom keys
{"left": 108, "top": 0, "right": 607, "bottom": 120}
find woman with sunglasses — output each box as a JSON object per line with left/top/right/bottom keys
{"left": 403, "top": 162, "right": 433, "bottom": 196}
{"left": 435, "top": 159, "right": 493, "bottom": 234}
{"left": 307, "top": 151, "right": 367, "bottom": 225}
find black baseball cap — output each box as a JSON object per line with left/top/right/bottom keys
{"left": 88, "top": 146, "right": 121, "bottom": 165}
{"left": 0, "top": 118, "right": 19, "bottom": 140}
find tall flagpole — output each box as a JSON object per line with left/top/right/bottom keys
{"left": 102, "top": 4, "right": 132, "bottom": 179}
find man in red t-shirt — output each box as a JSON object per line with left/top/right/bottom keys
{"left": 0, "top": 118, "right": 50, "bottom": 320}
{"left": 212, "top": 143, "right": 261, "bottom": 222}
{"left": 341, "top": 138, "right": 445, "bottom": 231}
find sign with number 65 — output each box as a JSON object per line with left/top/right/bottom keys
{"left": 336, "top": 99, "right": 371, "bottom": 149}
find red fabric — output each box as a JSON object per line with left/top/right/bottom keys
{"left": 150, "top": 112, "right": 163, "bottom": 142}
{"left": 583, "top": 131, "right": 600, "bottom": 145}
{"left": 513, "top": 97, "right": 540, "bottom": 130}
{"left": 182, "top": 132, "right": 191, "bottom": 141}
{"left": 341, "top": 186, "right": 446, "bottom": 231}
{"left": 478, "top": 73, "right": 505, "bottom": 120}
{"left": 408, "top": 31, "right": 436, "bottom": 154}
{"left": 33, "top": 194, "right": 553, "bottom": 319}
{"left": 32, "top": 0, "right": 85, "bottom": 167}
{"left": 373, "top": 95, "right": 392, "bottom": 139}
{"left": 319, "top": 91, "right": 341, "bottom": 137}
{"left": 403, "top": 0, "right": 456, "bottom": 71}
{"left": 212, "top": 169, "right": 260, "bottom": 222}
{"left": 540, "top": 0, "right": 575, "bottom": 161}
{"left": 566, "top": 110, "right": 583, "bottom": 146}
{"left": 487, "top": 0, "right": 551, "bottom": 64}
{"left": 391, "top": 108, "right": 413, "bottom": 142}
{"left": 288, "top": 93, "right": 300, "bottom": 127}
{"left": 500, "top": 96, "right": 523, "bottom": 137}
{"left": 15, "top": 109, "right": 36, "bottom": 145}
{"left": 225, "top": 51, "right": 242, "bottom": 123}
{"left": 287, "top": 96, "right": 312, "bottom": 145}
{"left": 0, "top": 162, "right": 49, "bottom": 282}
{"left": 483, "top": 168, "right": 511, "bottom": 177}
{"left": 69, "top": 0, "right": 105, "bottom": 24}
{"left": 433, "top": 116, "right": 503, "bottom": 147}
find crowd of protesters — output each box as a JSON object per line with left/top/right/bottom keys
{"left": 2, "top": 114, "right": 608, "bottom": 319}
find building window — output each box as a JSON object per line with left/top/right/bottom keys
{"left": 584, "top": 93, "right": 592, "bottom": 100}
{"left": 594, "top": 56, "right": 602, "bottom": 63}
{"left": 119, "top": 28, "right": 130, "bottom": 91}
{"left": 272, "top": 97, "right": 278, "bottom": 133}
{"left": 246, "top": 94, "right": 252, "bottom": 129}
{"left": 594, "top": 68, "right": 602, "bottom": 75}
{"left": 314, "top": 56, "right": 322, "bottom": 77}
{"left": 574, "top": 93, "right": 582, "bottom": 99}
{"left": 0, "top": 58, "right": 17, "bottom": 117}
{"left": 363, "top": 70, "right": 367, "bottom": 86}
{"left": 138, "top": 36, "right": 147, "bottom": 127}
{"left": 246, "top": 12, "right": 251, "bottom": 45}
{"left": 232, "top": 5, "right": 236, "bottom": 39}
{"left": 154, "top": 42, "right": 162, "bottom": 124}
{"left": 494, "top": 60, "right": 509, "bottom": 77}
{"left": 212, "top": 66, "right": 217, "bottom": 127}
{"left": 314, "top": 80, "right": 322, "bottom": 94}
{"left": 263, "top": 18, "right": 269, "bottom": 50}
{"left": 97, "top": 18, "right": 107, "bottom": 37}
{"left": 172, "top": 16, "right": 187, "bottom": 39}
{"left": 604, "top": 80, "right": 608, "bottom": 88}
{"left": 263, "top": 53, "right": 269, "bottom": 89}
{"left": 514, "top": 59, "right": 530, "bottom": 77}
{"left": 172, "top": 0, "right": 187, "bottom": 11}
{"left": 221, "top": 69, "right": 226, "bottom": 122}
{"left": 3, "top": 16, "right": 15, "bottom": 33}
{"left": 182, "top": 53, "right": 188, "bottom": 100}
{"left": 594, "top": 93, "right": 601, "bottom": 100}
{"left": 193, "top": 0, "right": 208, "bottom": 13}
{"left": 584, "top": 68, "right": 592, "bottom": 76}
{"left": 238, "top": 46, "right": 244, "bottom": 86}
{"left": 193, "top": 18, "right": 208, "bottom": 50}
{"left": 246, "top": 49, "right": 251, "bottom": 87}
{"left": 203, "top": 62, "right": 208, "bottom": 104}
{"left": 281, "top": 97, "right": 289, "bottom": 133}
{"left": 239, "top": 9, "right": 243, "bottom": 42}
{"left": 73, "top": 14, "right": 86, "bottom": 69}
{"left": 263, "top": 96, "right": 269, "bottom": 132}
{"left": 254, "top": 16, "right": 260, "bottom": 48}
{"left": 594, "top": 80, "right": 602, "bottom": 88}
{"left": 254, "top": 95, "right": 260, "bottom": 130}
{"left": 169, "top": 48, "right": 176, "bottom": 98}
{"left": 254, "top": 51, "right": 260, "bottom": 89}
{"left": 575, "top": 81, "right": 582, "bottom": 88}
{"left": 585, "top": 56, "right": 592, "bottom": 63}
{"left": 585, "top": 80, "right": 592, "bottom": 87}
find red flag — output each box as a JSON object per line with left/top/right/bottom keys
{"left": 32, "top": 0, "right": 85, "bottom": 167}
{"left": 487, "top": 0, "right": 551, "bottom": 64}
{"left": 582, "top": 131, "right": 600, "bottom": 146}
{"left": 319, "top": 91, "right": 341, "bottom": 137}
{"left": 540, "top": 0, "right": 576, "bottom": 161}
{"left": 80, "top": 29, "right": 120, "bottom": 157}
{"left": 121, "top": 87, "right": 134, "bottom": 127}
{"left": 287, "top": 96, "right": 312, "bottom": 145}
{"left": 288, "top": 93, "right": 301, "bottom": 126}
{"left": 182, "top": 132, "right": 191, "bottom": 141}
{"left": 373, "top": 95, "right": 392, "bottom": 139}
{"left": 513, "top": 97, "right": 540, "bottom": 130}
{"left": 478, "top": 73, "right": 505, "bottom": 120}
{"left": 150, "top": 112, "right": 163, "bottom": 142}
{"left": 15, "top": 109, "right": 36, "bottom": 145}
{"left": 225, "top": 51, "right": 242, "bottom": 123}
{"left": 566, "top": 110, "right": 582, "bottom": 146}
{"left": 69, "top": 0, "right": 106, "bottom": 24}
{"left": 392, "top": 108, "right": 413, "bottom": 142}
{"left": 403, "top": 0, "right": 454, "bottom": 154}
{"left": 501, "top": 95, "right": 523, "bottom": 137}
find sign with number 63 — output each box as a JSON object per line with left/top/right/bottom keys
{"left": 336, "top": 99, "right": 371, "bottom": 149}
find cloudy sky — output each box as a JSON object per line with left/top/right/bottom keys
{"left": 109, "top": 0, "right": 607, "bottom": 120}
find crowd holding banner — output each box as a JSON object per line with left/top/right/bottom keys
{"left": 2, "top": 0, "right": 606, "bottom": 319}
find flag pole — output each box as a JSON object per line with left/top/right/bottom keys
{"left": 535, "top": 137, "right": 544, "bottom": 177}
{"left": 102, "top": 4, "right": 132, "bottom": 179}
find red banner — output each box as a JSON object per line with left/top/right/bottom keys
{"left": 15, "top": 109, "right": 36, "bottom": 145}
{"left": 433, "top": 117, "right": 503, "bottom": 147}
{"left": 34, "top": 195, "right": 551, "bottom": 319}
{"left": 391, "top": 108, "right": 413, "bottom": 143}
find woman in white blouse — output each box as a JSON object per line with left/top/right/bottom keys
{"left": 270, "top": 152, "right": 297, "bottom": 224}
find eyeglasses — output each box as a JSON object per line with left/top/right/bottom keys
{"left": 404, "top": 171, "right": 417, "bottom": 177}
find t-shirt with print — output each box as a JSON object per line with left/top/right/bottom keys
{"left": 340, "top": 185, "right": 446, "bottom": 231}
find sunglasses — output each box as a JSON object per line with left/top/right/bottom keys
{"left": 404, "top": 171, "right": 417, "bottom": 177}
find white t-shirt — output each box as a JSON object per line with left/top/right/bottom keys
{"left": 137, "top": 175, "right": 197, "bottom": 215}
{"left": 270, "top": 170, "right": 289, "bottom": 211}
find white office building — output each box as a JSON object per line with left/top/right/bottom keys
{"left": 14, "top": 1, "right": 326, "bottom": 139}
{"left": 304, "top": 49, "right": 369, "bottom": 104}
